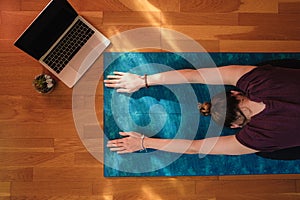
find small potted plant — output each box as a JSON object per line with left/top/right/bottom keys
{"left": 33, "top": 74, "right": 56, "bottom": 94}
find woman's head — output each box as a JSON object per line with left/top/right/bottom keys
{"left": 198, "top": 91, "right": 248, "bottom": 128}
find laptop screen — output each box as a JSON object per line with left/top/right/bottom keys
{"left": 14, "top": 0, "right": 78, "bottom": 60}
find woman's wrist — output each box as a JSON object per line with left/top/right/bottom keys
{"left": 143, "top": 137, "right": 151, "bottom": 149}
{"left": 139, "top": 74, "right": 150, "bottom": 89}
{"left": 140, "top": 134, "right": 147, "bottom": 152}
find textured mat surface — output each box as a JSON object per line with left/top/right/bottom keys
{"left": 103, "top": 52, "right": 300, "bottom": 177}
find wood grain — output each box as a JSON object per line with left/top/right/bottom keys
{"left": 180, "top": 0, "right": 278, "bottom": 13}
{"left": 279, "top": 1, "right": 300, "bottom": 14}
{"left": 1, "top": 0, "right": 300, "bottom": 199}
{"left": 0, "top": 167, "right": 33, "bottom": 182}
{"left": 196, "top": 180, "right": 296, "bottom": 195}
{"left": 0, "top": 182, "right": 11, "bottom": 198}
{"left": 103, "top": 11, "right": 161, "bottom": 25}
{"left": 162, "top": 13, "right": 238, "bottom": 25}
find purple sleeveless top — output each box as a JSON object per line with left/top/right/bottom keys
{"left": 235, "top": 65, "right": 300, "bottom": 152}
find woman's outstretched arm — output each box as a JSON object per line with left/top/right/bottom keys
{"left": 104, "top": 65, "right": 256, "bottom": 93}
{"left": 107, "top": 132, "right": 258, "bottom": 155}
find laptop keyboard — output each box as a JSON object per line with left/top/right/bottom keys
{"left": 43, "top": 19, "right": 95, "bottom": 74}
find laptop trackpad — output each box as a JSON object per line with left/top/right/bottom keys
{"left": 59, "top": 65, "right": 81, "bottom": 88}
{"left": 68, "top": 35, "right": 107, "bottom": 74}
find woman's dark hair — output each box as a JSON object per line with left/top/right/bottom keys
{"left": 198, "top": 92, "right": 241, "bottom": 127}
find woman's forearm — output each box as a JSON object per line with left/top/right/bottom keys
{"left": 146, "top": 69, "right": 202, "bottom": 87}
{"left": 143, "top": 137, "right": 202, "bottom": 154}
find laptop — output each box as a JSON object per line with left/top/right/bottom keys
{"left": 14, "top": 0, "right": 110, "bottom": 88}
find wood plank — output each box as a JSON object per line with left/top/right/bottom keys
{"left": 0, "top": 139, "right": 54, "bottom": 152}
{"left": 11, "top": 181, "right": 93, "bottom": 196}
{"left": 112, "top": 193, "right": 214, "bottom": 200}
{"left": 0, "top": 108, "right": 74, "bottom": 124}
{"left": 96, "top": 25, "right": 157, "bottom": 37}
{"left": 0, "top": 182, "right": 10, "bottom": 198}
{"left": 1, "top": 11, "right": 39, "bottom": 26}
{"left": 149, "top": 0, "right": 180, "bottom": 12}
{"left": 279, "top": 2, "right": 300, "bottom": 14}
{"left": 0, "top": 40, "right": 22, "bottom": 53}
{"left": 0, "top": 24, "right": 29, "bottom": 39}
{"left": 220, "top": 40, "right": 300, "bottom": 52}
{"left": 20, "top": 0, "right": 50, "bottom": 11}
{"left": 20, "top": 95, "right": 72, "bottom": 110}
{"left": 0, "top": 152, "right": 66, "bottom": 166}
{"left": 35, "top": 153, "right": 75, "bottom": 167}
{"left": 162, "top": 13, "right": 238, "bottom": 25}
{"left": 99, "top": 25, "right": 161, "bottom": 51}
{"left": 80, "top": 0, "right": 130, "bottom": 11}
{"left": 0, "top": 53, "right": 41, "bottom": 68}
{"left": 0, "top": 0, "right": 21, "bottom": 11}
{"left": 180, "top": 0, "right": 241, "bottom": 13}
{"left": 193, "top": 40, "right": 219, "bottom": 52}
{"left": 78, "top": 11, "right": 103, "bottom": 27}
{"left": 33, "top": 167, "right": 103, "bottom": 181}
{"left": 0, "top": 167, "right": 33, "bottom": 181}
{"left": 196, "top": 180, "right": 296, "bottom": 195}
{"left": 162, "top": 25, "right": 300, "bottom": 40}
{"left": 216, "top": 193, "right": 300, "bottom": 200}
{"left": 236, "top": 0, "right": 278, "bottom": 13}
{"left": 11, "top": 195, "right": 113, "bottom": 200}
{"left": 180, "top": 0, "right": 278, "bottom": 13}
{"left": 119, "top": 0, "right": 180, "bottom": 12}
{"left": 54, "top": 138, "right": 103, "bottom": 153}
{"left": 74, "top": 152, "right": 102, "bottom": 166}
{"left": 0, "top": 123, "right": 77, "bottom": 139}
{"left": 239, "top": 13, "right": 300, "bottom": 27}
{"left": 112, "top": 193, "right": 300, "bottom": 200}
{"left": 161, "top": 39, "right": 219, "bottom": 52}
{"left": 220, "top": 174, "right": 300, "bottom": 180}
{"left": 92, "top": 180, "right": 196, "bottom": 195}
{"left": 162, "top": 25, "right": 256, "bottom": 40}
{"left": 54, "top": 139, "right": 87, "bottom": 153}
{"left": 103, "top": 11, "right": 161, "bottom": 25}
{"left": 80, "top": 0, "right": 179, "bottom": 12}
{"left": 21, "top": 0, "right": 81, "bottom": 11}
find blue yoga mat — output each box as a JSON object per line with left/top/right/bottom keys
{"left": 103, "top": 52, "right": 300, "bottom": 177}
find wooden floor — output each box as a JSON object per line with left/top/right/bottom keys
{"left": 1, "top": 0, "right": 300, "bottom": 199}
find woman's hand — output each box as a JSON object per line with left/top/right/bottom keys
{"left": 107, "top": 132, "right": 146, "bottom": 154}
{"left": 104, "top": 71, "right": 145, "bottom": 93}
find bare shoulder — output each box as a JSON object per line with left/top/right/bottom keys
{"left": 218, "top": 65, "right": 257, "bottom": 86}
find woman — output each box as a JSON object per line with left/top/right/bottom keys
{"left": 104, "top": 63, "right": 300, "bottom": 157}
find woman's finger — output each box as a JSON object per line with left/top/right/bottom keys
{"left": 106, "top": 143, "right": 119, "bottom": 148}
{"left": 107, "top": 139, "right": 124, "bottom": 145}
{"left": 110, "top": 147, "right": 126, "bottom": 152}
{"left": 104, "top": 79, "right": 120, "bottom": 84}
{"left": 106, "top": 75, "right": 122, "bottom": 79}
{"left": 113, "top": 71, "right": 126, "bottom": 75}
{"left": 105, "top": 83, "right": 121, "bottom": 88}
{"left": 119, "top": 132, "right": 129, "bottom": 136}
